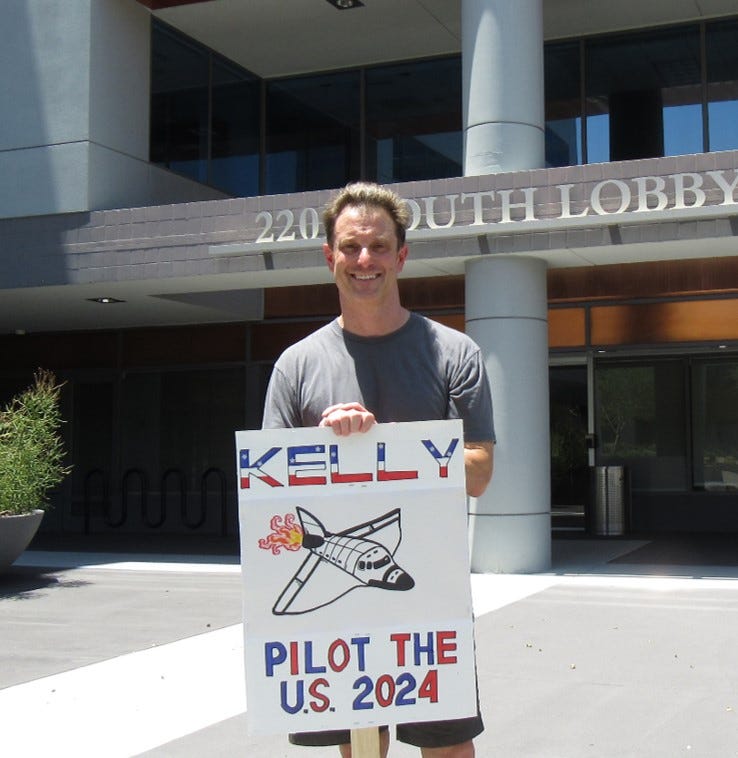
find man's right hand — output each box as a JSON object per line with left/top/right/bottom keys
{"left": 319, "top": 402, "right": 376, "bottom": 435}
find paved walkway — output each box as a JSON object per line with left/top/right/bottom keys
{"left": 2, "top": 537, "right": 738, "bottom": 757}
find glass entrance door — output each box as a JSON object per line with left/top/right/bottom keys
{"left": 549, "top": 365, "right": 589, "bottom": 531}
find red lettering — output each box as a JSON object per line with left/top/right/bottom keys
{"left": 436, "top": 631, "right": 457, "bottom": 664}
{"left": 289, "top": 641, "right": 299, "bottom": 675}
{"left": 390, "top": 633, "right": 411, "bottom": 666}
{"left": 330, "top": 471, "right": 373, "bottom": 483}
{"left": 375, "top": 674, "right": 396, "bottom": 707}
{"left": 328, "top": 638, "right": 350, "bottom": 672}
{"left": 330, "top": 444, "right": 373, "bottom": 483}
{"left": 391, "top": 631, "right": 458, "bottom": 666}
{"left": 418, "top": 670, "right": 439, "bottom": 702}
{"left": 288, "top": 474, "right": 327, "bottom": 486}
{"left": 308, "top": 678, "right": 331, "bottom": 712}
{"left": 377, "top": 469, "right": 419, "bottom": 481}
{"left": 376, "top": 442, "right": 418, "bottom": 481}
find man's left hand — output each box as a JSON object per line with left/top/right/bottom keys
{"left": 319, "top": 402, "right": 376, "bottom": 435}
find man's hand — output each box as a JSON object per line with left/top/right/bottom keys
{"left": 319, "top": 402, "right": 376, "bottom": 435}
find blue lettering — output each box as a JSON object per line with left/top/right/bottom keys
{"left": 280, "top": 680, "right": 304, "bottom": 714}
{"left": 304, "top": 640, "right": 327, "bottom": 674}
{"left": 421, "top": 438, "right": 459, "bottom": 478}
{"left": 264, "top": 641, "right": 287, "bottom": 677}
{"left": 413, "top": 632, "right": 435, "bottom": 666}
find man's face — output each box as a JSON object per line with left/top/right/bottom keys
{"left": 323, "top": 205, "right": 408, "bottom": 305}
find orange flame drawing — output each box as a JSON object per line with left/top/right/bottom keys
{"left": 258, "top": 513, "right": 303, "bottom": 555}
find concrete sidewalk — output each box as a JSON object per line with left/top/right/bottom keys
{"left": 1, "top": 537, "right": 737, "bottom": 757}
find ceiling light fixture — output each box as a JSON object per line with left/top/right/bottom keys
{"left": 88, "top": 297, "right": 125, "bottom": 304}
{"left": 325, "top": 0, "right": 364, "bottom": 9}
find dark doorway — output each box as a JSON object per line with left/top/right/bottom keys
{"left": 549, "top": 366, "right": 589, "bottom": 531}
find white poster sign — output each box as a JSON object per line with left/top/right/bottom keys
{"left": 236, "top": 420, "right": 477, "bottom": 736}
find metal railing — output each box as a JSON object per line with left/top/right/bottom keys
{"left": 82, "top": 467, "right": 229, "bottom": 536}
{"left": 122, "top": 468, "right": 147, "bottom": 529}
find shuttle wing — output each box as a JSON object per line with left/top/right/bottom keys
{"left": 271, "top": 507, "right": 403, "bottom": 615}
{"left": 336, "top": 508, "right": 402, "bottom": 554}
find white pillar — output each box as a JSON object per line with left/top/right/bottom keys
{"left": 466, "top": 256, "right": 551, "bottom": 573}
{"left": 462, "top": 0, "right": 545, "bottom": 175}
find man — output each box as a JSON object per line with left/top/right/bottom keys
{"left": 262, "top": 182, "right": 495, "bottom": 758}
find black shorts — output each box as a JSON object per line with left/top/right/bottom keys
{"left": 288, "top": 711, "right": 484, "bottom": 748}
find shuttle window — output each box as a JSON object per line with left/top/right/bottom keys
{"left": 374, "top": 556, "right": 390, "bottom": 570}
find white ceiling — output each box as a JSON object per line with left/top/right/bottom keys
{"left": 153, "top": 0, "right": 738, "bottom": 78}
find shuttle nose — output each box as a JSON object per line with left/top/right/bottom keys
{"left": 393, "top": 571, "right": 414, "bottom": 590}
{"left": 383, "top": 566, "right": 414, "bottom": 590}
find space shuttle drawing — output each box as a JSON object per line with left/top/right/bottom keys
{"left": 271, "top": 507, "right": 415, "bottom": 615}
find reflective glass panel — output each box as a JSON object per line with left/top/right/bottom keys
{"left": 545, "top": 41, "right": 583, "bottom": 167}
{"left": 211, "top": 59, "right": 260, "bottom": 197}
{"left": 691, "top": 359, "right": 738, "bottom": 491}
{"left": 663, "top": 97, "right": 703, "bottom": 156}
{"left": 706, "top": 19, "right": 738, "bottom": 153}
{"left": 365, "top": 58, "right": 462, "bottom": 183}
{"left": 549, "top": 366, "right": 589, "bottom": 529}
{"left": 150, "top": 22, "right": 209, "bottom": 183}
{"left": 595, "top": 361, "right": 686, "bottom": 491}
{"left": 585, "top": 113, "right": 609, "bottom": 164}
{"left": 585, "top": 26, "right": 702, "bottom": 162}
{"left": 265, "top": 71, "right": 360, "bottom": 195}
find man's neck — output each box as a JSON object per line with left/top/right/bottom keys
{"left": 338, "top": 304, "right": 410, "bottom": 337}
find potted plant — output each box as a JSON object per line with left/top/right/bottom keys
{"left": 0, "top": 369, "right": 70, "bottom": 570}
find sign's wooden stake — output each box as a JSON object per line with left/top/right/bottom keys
{"left": 351, "top": 727, "right": 381, "bottom": 758}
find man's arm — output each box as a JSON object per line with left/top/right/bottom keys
{"left": 464, "top": 441, "right": 494, "bottom": 498}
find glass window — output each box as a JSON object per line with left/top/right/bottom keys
{"left": 706, "top": 19, "right": 738, "bottom": 153}
{"left": 663, "top": 95, "right": 703, "bottom": 156}
{"left": 549, "top": 366, "right": 589, "bottom": 511}
{"left": 265, "top": 71, "right": 361, "bottom": 195}
{"left": 585, "top": 26, "right": 702, "bottom": 163}
{"left": 365, "top": 58, "right": 462, "bottom": 183}
{"left": 691, "top": 359, "right": 738, "bottom": 491}
{"left": 595, "top": 361, "right": 686, "bottom": 491}
{"left": 545, "top": 42, "right": 583, "bottom": 167}
{"left": 151, "top": 21, "right": 260, "bottom": 195}
{"left": 151, "top": 18, "right": 738, "bottom": 190}
{"left": 150, "top": 22, "right": 210, "bottom": 183}
{"left": 210, "top": 59, "right": 261, "bottom": 197}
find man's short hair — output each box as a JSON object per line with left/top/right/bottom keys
{"left": 323, "top": 182, "right": 410, "bottom": 247}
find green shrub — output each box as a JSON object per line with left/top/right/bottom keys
{"left": 0, "top": 369, "right": 71, "bottom": 516}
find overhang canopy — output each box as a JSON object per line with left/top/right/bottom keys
{"left": 2, "top": 151, "right": 738, "bottom": 334}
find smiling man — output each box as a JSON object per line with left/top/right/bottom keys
{"left": 262, "top": 182, "right": 496, "bottom": 757}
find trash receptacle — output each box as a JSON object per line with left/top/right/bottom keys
{"left": 593, "top": 465, "right": 628, "bottom": 536}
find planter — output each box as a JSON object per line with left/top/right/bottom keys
{"left": 0, "top": 509, "right": 44, "bottom": 571}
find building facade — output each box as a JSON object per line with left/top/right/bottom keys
{"left": 1, "top": 0, "right": 738, "bottom": 572}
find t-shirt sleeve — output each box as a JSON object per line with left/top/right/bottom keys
{"left": 261, "top": 364, "right": 300, "bottom": 429}
{"left": 450, "top": 346, "right": 496, "bottom": 443}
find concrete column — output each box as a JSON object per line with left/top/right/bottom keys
{"left": 462, "top": 0, "right": 545, "bottom": 175}
{"left": 0, "top": 0, "right": 210, "bottom": 217}
{"left": 0, "top": 0, "right": 153, "bottom": 217}
{"left": 466, "top": 256, "right": 551, "bottom": 573}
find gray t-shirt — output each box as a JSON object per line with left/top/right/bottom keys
{"left": 262, "top": 313, "right": 495, "bottom": 443}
